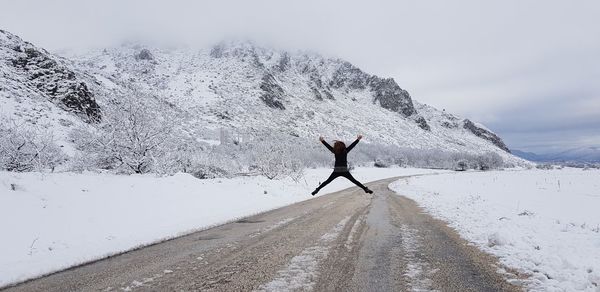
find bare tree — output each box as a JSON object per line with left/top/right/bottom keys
{"left": 71, "top": 93, "right": 175, "bottom": 174}
{"left": 0, "top": 118, "right": 65, "bottom": 172}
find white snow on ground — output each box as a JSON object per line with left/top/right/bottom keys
{"left": 256, "top": 217, "right": 351, "bottom": 292}
{"left": 0, "top": 167, "right": 438, "bottom": 287}
{"left": 390, "top": 168, "right": 600, "bottom": 291}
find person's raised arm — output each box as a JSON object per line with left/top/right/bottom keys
{"left": 346, "top": 134, "right": 363, "bottom": 153}
{"left": 319, "top": 136, "right": 334, "bottom": 153}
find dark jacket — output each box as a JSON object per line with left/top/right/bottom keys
{"left": 322, "top": 139, "right": 359, "bottom": 171}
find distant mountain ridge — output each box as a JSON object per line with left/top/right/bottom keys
{"left": 0, "top": 29, "right": 523, "bottom": 165}
{"left": 512, "top": 147, "right": 600, "bottom": 163}
{"left": 511, "top": 150, "right": 544, "bottom": 162}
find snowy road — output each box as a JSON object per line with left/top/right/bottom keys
{"left": 3, "top": 177, "right": 521, "bottom": 292}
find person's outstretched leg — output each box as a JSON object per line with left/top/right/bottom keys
{"left": 312, "top": 172, "right": 340, "bottom": 196}
{"left": 341, "top": 172, "right": 373, "bottom": 193}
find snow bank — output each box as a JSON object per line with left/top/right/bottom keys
{"left": 390, "top": 169, "right": 600, "bottom": 291}
{"left": 0, "top": 167, "right": 437, "bottom": 287}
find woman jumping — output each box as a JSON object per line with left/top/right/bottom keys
{"left": 312, "top": 134, "right": 373, "bottom": 196}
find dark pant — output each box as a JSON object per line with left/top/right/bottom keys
{"left": 315, "top": 171, "right": 367, "bottom": 192}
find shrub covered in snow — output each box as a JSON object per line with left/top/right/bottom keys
{"left": 536, "top": 164, "right": 554, "bottom": 170}
{"left": 456, "top": 160, "right": 468, "bottom": 171}
{"left": 249, "top": 137, "right": 305, "bottom": 180}
{"left": 374, "top": 158, "right": 390, "bottom": 168}
{"left": 0, "top": 119, "right": 65, "bottom": 172}
{"left": 474, "top": 152, "right": 504, "bottom": 170}
{"left": 350, "top": 146, "right": 504, "bottom": 171}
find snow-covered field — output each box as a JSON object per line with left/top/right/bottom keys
{"left": 391, "top": 168, "right": 600, "bottom": 291}
{"left": 0, "top": 167, "right": 438, "bottom": 287}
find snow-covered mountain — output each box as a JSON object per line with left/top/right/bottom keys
{"left": 0, "top": 29, "right": 103, "bottom": 154}
{"left": 0, "top": 30, "right": 100, "bottom": 121}
{"left": 1, "top": 29, "right": 523, "bottom": 165}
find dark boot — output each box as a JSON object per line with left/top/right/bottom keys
{"left": 364, "top": 188, "right": 373, "bottom": 194}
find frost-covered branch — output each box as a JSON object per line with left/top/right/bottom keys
{"left": 0, "top": 118, "right": 65, "bottom": 172}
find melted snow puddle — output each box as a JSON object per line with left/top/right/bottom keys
{"left": 255, "top": 216, "right": 351, "bottom": 292}
{"left": 400, "top": 224, "right": 438, "bottom": 292}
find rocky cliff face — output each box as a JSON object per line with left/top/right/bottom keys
{"left": 206, "top": 41, "right": 430, "bottom": 130}
{"left": 463, "top": 119, "right": 510, "bottom": 152}
{"left": 326, "top": 61, "right": 428, "bottom": 130}
{"left": 259, "top": 73, "right": 286, "bottom": 110}
{"left": 0, "top": 29, "right": 101, "bottom": 122}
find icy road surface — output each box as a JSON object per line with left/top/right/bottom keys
{"left": 4, "top": 177, "right": 520, "bottom": 292}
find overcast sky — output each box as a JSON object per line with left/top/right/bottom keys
{"left": 1, "top": 0, "right": 599, "bottom": 153}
